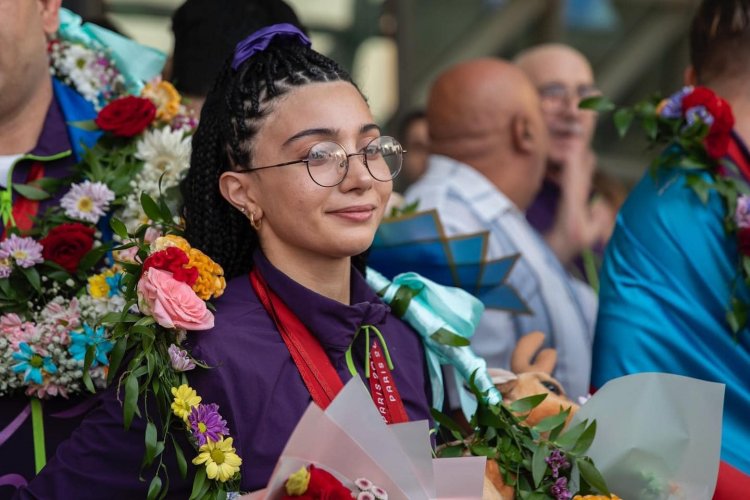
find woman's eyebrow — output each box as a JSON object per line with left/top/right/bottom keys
{"left": 283, "top": 128, "right": 337, "bottom": 146}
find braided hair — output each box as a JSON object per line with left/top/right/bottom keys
{"left": 180, "top": 38, "right": 357, "bottom": 279}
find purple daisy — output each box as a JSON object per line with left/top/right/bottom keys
{"left": 0, "top": 234, "right": 44, "bottom": 268}
{"left": 168, "top": 344, "right": 196, "bottom": 372}
{"left": 188, "top": 403, "right": 229, "bottom": 446}
{"left": 60, "top": 180, "right": 115, "bottom": 224}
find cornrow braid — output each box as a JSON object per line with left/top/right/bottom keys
{"left": 180, "top": 38, "right": 356, "bottom": 279}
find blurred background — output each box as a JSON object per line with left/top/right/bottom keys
{"left": 62, "top": 0, "right": 701, "bottom": 185}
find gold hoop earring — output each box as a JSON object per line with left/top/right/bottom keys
{"left": 249, "top": 212, "right": 262, "bottom": 231}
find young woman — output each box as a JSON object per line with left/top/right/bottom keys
{"left": 15, "top": 24, "right": 432, "bottom": 498}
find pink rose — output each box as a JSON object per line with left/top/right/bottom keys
{"left": 137, "top": 268, "right": 214, "bottom": 330}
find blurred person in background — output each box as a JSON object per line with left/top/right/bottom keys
{"left": 593, "top": 0, "right": 750, "bottom": 495}
{"left": 406, "top": 58, "right": 597, "bottom": 401}
{"left": 167, "top": 0, "right": 305, "bottom": 115}
{"left": 394, "top": 109, "right": 429, "bottom": 191}
{"left": 516, "top": 44, "right": 620, "bottom": 270}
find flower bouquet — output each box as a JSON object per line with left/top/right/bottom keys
{"left": 259, "top": 378, "right": 488, "bottom": 499}
{"left": 0, "top": 9, "right": 197, "bottom": 482}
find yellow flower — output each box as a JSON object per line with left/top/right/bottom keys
{"left": 188, "top": 248, "right": 226, "bottom": 300}
{"left": 171, "top": 384, "right": 201, "bottom": 421}
{"left": 87, "top": 273, "right": 110, "bottom": 299}
{"left": 151, "top": 235, "right": 191, "bottom": 253}
{"left": 142, "top": 80, "right": 181, "bottom": 122}
{"left": 284, "top": 466, "right": 311, "bottom": 495}
{"left": 192, "top": 436, "right": 242, "bottom": 482}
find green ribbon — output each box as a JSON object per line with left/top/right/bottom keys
{"left": 30, "top": 398, "right": 46, "bottom": 473}
{"left": 345, "top": 324, "right": 395, "bottom": 378}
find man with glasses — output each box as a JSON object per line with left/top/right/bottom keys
{"left": 405, "top": 58, "right": 597, "bottom": 402}
{"left": 516, "top": 44, "right": 615, "bottom": 269}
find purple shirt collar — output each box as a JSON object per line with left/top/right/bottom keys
{"left": 28, "top": 93, "right": 72, "bottom": 158}
{"left": 253, "top": 250, "right": 390, "bottom": 355}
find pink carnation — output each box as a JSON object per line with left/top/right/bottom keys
{"left": 1, "top": 313, "right": 37, "bottom": 350}
{"left": 137, "top": 268, "right": 214, "bottom": 330}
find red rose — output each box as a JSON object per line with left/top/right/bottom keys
{"left": 282, "top": 465, "right": 352, "bottom": 500}
{"left": 95, "top": 96, "right": 156, "bottom": 137}
{"left": 739, "top": 228, "right": 750, "bottom": 256}
{"left": 40, "top": 223, "right": 96, "bottom": 273}
{"left": 142, "top": 247, "right": 198, "bottom": 286}
{"left": 682, "top": 86, "right": 735, "bottom": 159}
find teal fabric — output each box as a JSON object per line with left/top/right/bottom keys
{"left": 366, "top": 268, "right": 501, "bottom": 413}
{"left": 58, "top": 8, "right": 166, "bottom": 96}
{"left": 593, "top": 165, "right": 750, "bottom": 476}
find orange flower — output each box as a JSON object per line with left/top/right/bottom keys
{"left": 142, "top": 80, "right": 181, "bottom": 122}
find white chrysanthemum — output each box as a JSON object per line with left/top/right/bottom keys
{"left": 59, "top": 44, "right": 100, "bottom": 103}
{"left": 60, "top": 181, "right": 115, "bottom": 224}
{"left": 135, "top": 126, "right": 192, "bottom": 191}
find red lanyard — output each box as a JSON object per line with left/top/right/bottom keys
{"left": 249, "top": 268, "right": 409, "bottom": 424}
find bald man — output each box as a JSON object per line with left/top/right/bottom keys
{"left": 405, "top": 58, "right": 597, "bottom": 400}
{"left": 516, "top": 44, "right": 614, "bottom": 267}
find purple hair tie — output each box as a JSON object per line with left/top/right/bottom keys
{"left": 232, "top": 23, "right": 311, "bottom": 70}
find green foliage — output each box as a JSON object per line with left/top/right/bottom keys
{"left": 434, "top": 371, "right": 609, "bottom": 498}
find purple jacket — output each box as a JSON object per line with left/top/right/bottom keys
{"left": 15, "top": 251, "right": 432, "bottom": 498}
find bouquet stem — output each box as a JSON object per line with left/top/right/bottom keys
{"left": 30, "top": 398, "right": 46, "bottom": 473}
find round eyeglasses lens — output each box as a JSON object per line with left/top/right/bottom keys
{"left": 306, "top": 142, "right": 348, "bottom": 187}
{"left": 364, "top": 136, "right": 403, "bottom": 182}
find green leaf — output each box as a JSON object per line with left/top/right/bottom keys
{"left": 727, "top": 298, "right": 748, "bottom": 333}
{"left": 123, "top": 373, "right": 139, "bottom": 430}
{"left": 554, "top": 419, "right": 588, "bottom": 451}
{"left": 437, "top": 444, "right": 465, "bottom": 458}
{"left": 172, "top": 435, "right": 188, "bottom": 479}
{"left": 642, "top": 114, "right": 658, "bottom": 140}
{"left": 19, "top": 266, "right": 41, "bottom": 293}
{"left": 82, "top": 345, "right": 96, "bottom": 393}
{"left": 577, "top": 457, "right": 610, "bottom": 494}
{"left": 389, "top": 285, "right": 418, "bottom": 317}
{"left": 431, "top": 408, "right": 466, "bottom": 437}
{"left": 570, "top": 420, "right": 597, "bottom": 455}
{"left": 107, "top": 336, "right": 128, "bottom": 385}
{"left": 531, "top": 443, "right": 549, "bottom": 488}
{"left": 613, "top": 108, "right": 634, "bottom": 138}
{"left": 144, "top": 421, "right": 158, "bottom": 466}
{"left": 13, "top": 183, "right": 50, "bottom": 200}
{"left": 685, "top": 175, "right": 710, "bottom": 204}
{"left": 141, "top": 192, "right": 163, "bottom": 222}
{"left": 579, "top": 96, "right": 615, "bottom": 112}
{"left": 509, "top": 393, "right": 547, "bottom": 414}
{"left": 77, "top": 243, "right": 111, "bottom": 274}
{"left": 468, "top": 444, "right": 497, "bottom": 458}
{"left": 532, "top": 408, "right": 570, "bottom": 433}
{"left": 189, "top": 467, "right": 209, "bottom": 500}
{"left": 110, "top": 217, "right": 129, "bottom": 240}
{"left": 430, "top": 328, "right": 470, "bottom": 347}
{"left": 147, "top": 474, "right": 162, "bottom": 500}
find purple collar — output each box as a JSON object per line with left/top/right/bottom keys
{"left": 28, "top": 93, "right": 72, "bottom": 158}
{"left": 253, "top": 251, "right": 389, "bottom": 354}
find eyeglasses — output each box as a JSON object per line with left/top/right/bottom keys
{"left": 236, "top": 136, "right": 405, "bottom": 187}
{"left": 538, "top": 82, "right": 601, "bottom": 110}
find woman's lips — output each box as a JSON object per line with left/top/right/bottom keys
{"left": 327, "top": 205, "right": 376, "bottom": 222}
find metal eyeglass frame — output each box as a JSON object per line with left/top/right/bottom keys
{"left": 234, "top": 136, "right": 406, "bottom": 187}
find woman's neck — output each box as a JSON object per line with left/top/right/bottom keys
{"left": 261, "top": 246, "right": 352, "bottom": 304}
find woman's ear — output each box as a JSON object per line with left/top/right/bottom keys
{"left": 219, "top": 171, "right": 261, "bottom": 216}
